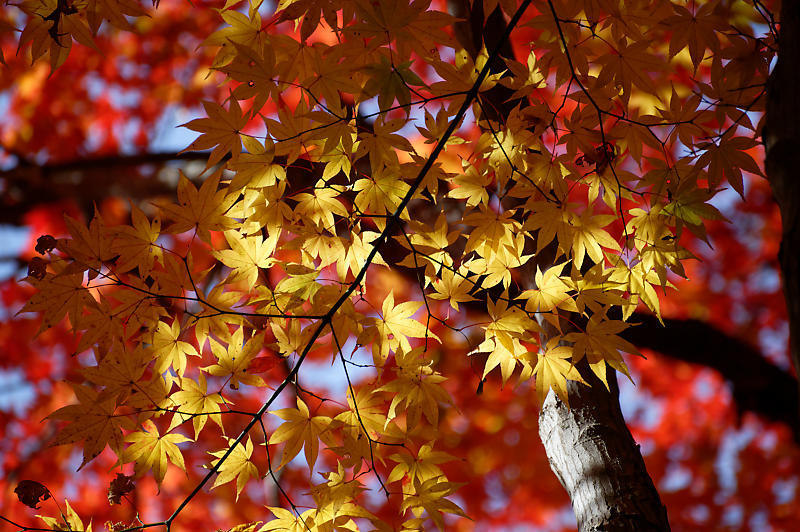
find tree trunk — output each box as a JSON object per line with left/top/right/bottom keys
{"left": 448, "top": 0, "right": 672, "bottom": 528}
{"left": 764, "top": 0, "right": 800, "bottom": 407}
{"left": 539, "top": 365, "right": 670, "bottom": 532}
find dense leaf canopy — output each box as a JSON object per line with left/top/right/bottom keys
{"left": 1, "top": 0, "right": 797, "bottom": 531}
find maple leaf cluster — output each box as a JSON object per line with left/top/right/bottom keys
{"left": 2, "top": 0, "right": 780, "bottom": 530}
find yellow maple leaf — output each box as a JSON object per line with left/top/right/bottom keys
{"left": 361, "top": 55, "right": 424, "bottom": 112}
{"left": 355, "top": 117, "right": 415, "bottom": 174}
{"left": 298, "top": 44, "right": 362, "bottom": 110}
{"left": 202, "top": 2, "right": 265, "bottom": 68}
{"left": 202, "top": 326, "right": 266, "bottom": 390}
{"left": 225, "top": 522, "right": 263, "bottom": 532}
{"left": 462, "top": 207, "right": 522, "bottom": 259}
{"left": 662, "top": 1, "right": 723, "bottom": 70}
{"left": 564, "top": 314, "right": 637, "bottom": 389}
{"left": 428, "top": 266, "right": 476, "bottom": 311}
{"left": 264, "top": 101, "right": 314, "bottom": 164}
{"left": 168, "top": 374, "right": 226, "bottom": 439}
{"left": 334, "top": 388, "right": 403, "bottom": 470}
{"left": 399, "top": 476, "right": 467, "bottom": 532}
{"left": 160, "top": 171, "right": 237, "bottom": 244}
{"left": 349, "top": 0, "right": 456, "bottom": 61}
{"left": 228, "top": 137, "right": 286, "bottom": 191}
{"left": 293, "top": 184, "right": 349, "bottom": 231}
{"left": 378, "top": 291, "right": 440, "bottom": 355}
{"left": 103, "top": 275, "right": 168, "bottom": 333}
{"left": 570, "top": 210, "right": 621, "bottom": 270}
{"left": 224, "top": 39, "right": 278, "bottom": 113}
{"left": 17, "top": 0, "right": 91, "bottom": 70}
{"left": 533, "top": 340, "right": 587, "bottom": 407}
{"left": 472, "top": 335, "right": 529, "bottom": 385}
{"left": 150, "top": 320, "right": 200, "bottom": 376}
{"left": 80, "top": 345, "right": 149, "bottom": 402}
{"left": 396, "top": 213, "right": 460, "bottom": 281}
{"left": 38, "top": 499, "right": 91, "bottom": 532}
{"left": 696, "top": 132, "right": 763, "bottom": 197}
{"left": 524, "top": 200, "right": 574, "bottom": 254}
{"left": 72, "top": 296, "right": 119, "bottom": 354}
{"left": 520, "top": 263, "right": 579, "bottom": 314}
{"left": 566, "top": 263, "right": 628, "bottom": 316}
{"left": 59, "top": 211, "right": 115, "bottom": 271}
{"left": 47, "top": 383, "right": 133, "bottom": 469}
{"left": 467, "top": 233, "right": 532, "bottom": 290}
{"left": 484, "top": 296, "right": 539, "bottom": 355}
{"left": 378, "top": 347, "right": 451, "bottom": 428}
{"left": 596, "top": 40, "right": 663, "bottom": 103}
{"left": 225, "top": 523, "right": 263, "bottom": 532}
{"left": 182, "top": 97, "right": 248, "bottom": 168}
{"left": 122, "top": 420, "right": 191, "bottom": 487}
{"left": 336, "top": 230, "right": 387, "bottom": 281}
{"left": 469, "top": 298, "right": 540, "bottom": 385}
{"left": 214, "top": 229, "right": 277, "bottom": 286}
{"left": 352, "top": 166, "right": 411, "bottom": 230}
{"left": 318, "top": 137, "right": 356, "bottom": 182}
{"left": 208, "top": 437, "right": 260, "bottom": 501}
{"left": 447, "top": 161, "right": 491, "bottom": 208}
{"left": 501, "top": 49, "right": 546, "bottom": 101}
{"left": 309, "top": 467, "right": 375, "bottom": 526}
{"left": 269, "top": 317, "right": 314, "bottom": 357}
{"left": 416, "top": 106, "right": 464, "bottom": 146}
{"left": 388, "top": 442, "right": 454, "bottom": 485}
{"left": 285, "top": 226, "right": 344, "bottom": 269}
{"left": 430, "top": 46, "right": 503, "bottom": 100}
{"left": 275, "top": 262, "right": 321, "bottom": 308}
{"left": 194, "top": 283, "right": 247, "bottom": 347}
{"left": 111, "top": 204, "right": 162, "bottom": 278}
{"left": 611, "top": 262, "right": 663, "bottom": 320}
{"left": 260, "top": 507, "right": 317, "bottom": 532}
{"left": 126, "top": 374, "right": 174, "bottom": 413}
{"left": 269, "top": 397, "right": 335, "bottom": 470}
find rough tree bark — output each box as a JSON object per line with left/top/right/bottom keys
{"left": 764, "top": 0, "right": 800, "bottom": 408}
{"left": 539, "top": 366, "right": 670, "bottom": 532}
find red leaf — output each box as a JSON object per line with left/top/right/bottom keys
{"left": 247, "top": 353, "right": 280, "bottom": 373}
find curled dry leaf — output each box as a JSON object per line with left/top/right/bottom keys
{"left": 35, "top": 234, "right": 57, "bottom": 255}
{"left": 107, "top": 473, "right": 136, "bottom": 505}
{"left": 14, "top": 480, "right": 50, "bottom": 509}
{"left": 27, "top": 257, "right": 47, "bottom": 280}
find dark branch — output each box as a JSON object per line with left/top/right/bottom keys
{"left": 625, "top": 312, "right": 799, "bottom": 440}
{"left": 0, "top": 151, "right": 211, "bottom": 225}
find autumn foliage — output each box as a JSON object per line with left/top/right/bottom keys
{"left": 1, "top": 0, "right": 798, "bottom": 531}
